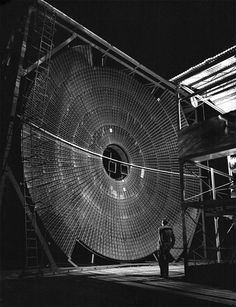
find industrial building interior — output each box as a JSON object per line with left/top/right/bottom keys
{"left": 0, "top": 0, "right": 236, "bottom": 306}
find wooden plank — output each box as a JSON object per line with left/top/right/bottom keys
{"left": 183, "top": 199, "right": 236, "bottom": 216}
{"left": 178, "top": 111, "right": 236, "bottom": 162}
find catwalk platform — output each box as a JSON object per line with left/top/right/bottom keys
{"left": 1, "top": 262, "right": 236, "bottom": 306}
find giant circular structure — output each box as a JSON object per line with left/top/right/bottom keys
{"left": 22, "top": 46, "right": 200, "bottom": 261}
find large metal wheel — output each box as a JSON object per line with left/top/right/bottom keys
{"left": 22, "top": 46, "right": 199, "bottom": 261}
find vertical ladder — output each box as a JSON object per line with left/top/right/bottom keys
{"left": 31, "top": 8, "right": 56, "bottom": 123}
{"left": 24, "top": 185, "right": 40, "bottom": 270}
{"left": 22, "top": 8, "right": 56, "bottom": 273}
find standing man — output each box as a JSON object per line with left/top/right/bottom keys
{"left": 157, "top": 219, "right": 175, "bottom": 278}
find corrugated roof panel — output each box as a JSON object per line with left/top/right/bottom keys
{"left": 171, "top": 47, "right": 236, "bottom": 114}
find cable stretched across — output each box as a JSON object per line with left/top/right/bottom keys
{"left": 23, "top": 118, "right": 200, "bottom": 179}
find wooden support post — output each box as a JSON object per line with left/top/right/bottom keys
{"left": 180, "top": 161, "right": 188, "bottom": 273}
{"left": 91, "top": 253, "right": 95, "bottom": 264}
{"left": 211, "top": 168, "right": 221, "bottom": 263}
{"left": 176, "top": 84, "right": 188, "bottom": 274}
{"left": 201, "top": 208, "right": 207, "bottom": 259}
{"left": 200, "top": 168, "right": 207, "bottom": 259}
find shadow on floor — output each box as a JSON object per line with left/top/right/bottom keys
{"left": 1, "top": 272, "right": 231, "bottom": 307}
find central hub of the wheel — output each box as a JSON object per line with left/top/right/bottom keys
{"left": 102, "top": 144, "right": 129, "bottom": 180}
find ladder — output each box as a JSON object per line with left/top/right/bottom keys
{"left": 22, "top": 7, "right": 56, "bottom": 273}
{"left": 24, "top": 188, "right": 40, "bottom": 270}
{"left": 31, "top": 8, "right": 56, "bottom": 122}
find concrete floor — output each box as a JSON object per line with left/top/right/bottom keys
{"left": 1, "top": 263, "right": 235, "bottom": 307}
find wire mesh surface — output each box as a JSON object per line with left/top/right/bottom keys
{"left": 22, "top": 46, "right": 200, "bottom": 260}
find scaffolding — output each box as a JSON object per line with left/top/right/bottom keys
{"left": 175, "top": 57, "right": 236, "bottom": 274}
{"left": 1, "top": 2, "right": 58, "bottom": 274}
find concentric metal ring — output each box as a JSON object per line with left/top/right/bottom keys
{"left": 22, "top": 46, "right": 200, "bottom": 260}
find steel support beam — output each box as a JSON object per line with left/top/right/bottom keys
{"left": 0, "top": 6, "right": 33, "bottom": 214}
{"left": 179, "top": 85, "right": 225, "bottom": 115}
{"left": 194, "top": 162, "right": 232, "bottom": 180}
{"left": 37, "top": 0, "right": 179, "bottom": 94}
{"left": 23, "top": 32, "right": 78, "bottom": 76}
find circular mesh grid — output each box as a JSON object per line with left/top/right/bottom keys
{"left": 22, "top": 46, "right": 200, "bottom": 260}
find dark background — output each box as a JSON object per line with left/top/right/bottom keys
{"left": 1, "top": 0, "right": 236, "bottom": 79}
{"left": 0, "top": 0, "right": 236, "bottom": 269}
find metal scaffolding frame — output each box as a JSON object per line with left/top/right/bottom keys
{"left": 0, "top": 4, "right": 59, "bottom": 274}
{"left": 176, "top": 80, "right": 236, "bottom": 274}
